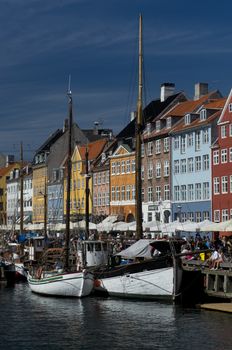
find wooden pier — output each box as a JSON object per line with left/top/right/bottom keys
{"left": 200, "top": 303, "right": 232, "bottom": 313}
{"left": 181, "top": 259, "right": 232, "bottom": 300}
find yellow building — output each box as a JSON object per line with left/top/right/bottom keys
{"left": 0, "top": 162, "right": 21, "bottom": 225}
{"left": 64, "top": 139, "right": 107, "bottom": 220}
{"left": 32, "top": 163, "right": 47, "bottom": 224}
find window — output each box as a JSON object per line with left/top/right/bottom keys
{"left": 121, "top": 161, "right": 125, "bottom": 174}
{"left": 116, "top": 186, "right": 120, "bottom": 201}
{"left": 203, "top": 211, "right": 210, "bottom": 221}
{"left": 202, "top": 129, "right": 209, "bottom": 144}
{"left": 147, "top": 142, "right": 153, "bottom": 156}
{"left": 180, "top": 135, "right": 186, "bottom": 153}
{"left": 148, "top": 212, "right": 153, "bottom": 222}
{"left": 203, "top": 154, "right": 209, "bottom": 170}
{"left": 229, "top": 103, "right": 232, "bottom": 112}
{"left": 222, "top": 176, "right": 228, "bottom": 193}
{"left": 195, "top": 131, "right": 201, "bottom": 151}
{"left": 229, "top": 148, "right": 232, "bottom": 162}
{"left": 188, "top": 184, "right": 194, "bottom": 201}
{"left": 213, "top": 150, "right": 219, "bottom": 165}
{"left": 214, "top": 210, "right": 220, "bottom": 222}
{"left": 230, "top": 124, "right": 232, "bottom": 137}
{"left": 116, "top": 161, "right": 120, "bottom": 174}
{"left": 164, "top": 185, "right": 170, "bottom": 200}
{"left": 181, "top": 185, "right": 187, "bottom": 201}
{"left": 126, "top": 185, "right": 130, "bottom": 200}
{"left": 93, "top": 174, "right": 97, "bottom": 185}
{"left": 221, "top": 149, "right": 227, "bottom": 163}
{"left": 203, "top": 182, "right": 210, "bottom": 199}
{"left": 141, "top": 165, "right": 144, "bottom": 180}
{"left": 156, "top": 120, "right": 161, "bottom": 131}
{"left": 132, "top": 185, "right": 135, "bottom": 200}
{"left": 166, "top": 117, "right": 172, "bottom": 128}
{"left": 174, "top": 160, "right": 180, "bottom": 174}
{"left": 156, "top": 162, "right": 161, "bottom": 178}
{"left": 121, "top": 186, "right": 125, "bottom": 201}
{"left": 184, "top": 114, "right": 191, "bottom": 125}
{"left": 195, "top": 183, "right": 201, "bottom": 200}
{"left": 196, "top": 212, "right": 201, "bottom": 222}
{"left": 213, "top": 177, "right": 220, "bottom": 194}
{"left": 147, "top": 161, "right": 153, "bottom": 179}
{"left": 141, "top": 143, "right": 144, "bottom": 157}
{"left": 221, "top": 125, "right": 226, "bottom": 138}
{"left": 141, "top": 188, "right": 144, "bottom": 202}
{"left": 180, "top": 159, "right": 186, "bottom": 173}
{"left": 222, "top": 209, "right": 229, "bottom": 221}
{"left": 155, "top": 140, "right": 161, "bottom": 154}
{"left": 174, "top": 136, "right": 179, "bottom": 150}
{"left": 131, "top": 159, "right": 135, "bottom": 173}
{"left": 195, "top": 156, "right": 201, "bottom": 171}
{"left": 200, "top": 109, "right": 207, "bottom": 121}
{"left": 230, "top": 175, "right": 232, "bottom": 193}
{"left": 126, "top": 160, "right": 131, "bottom": 173}
{"left": 187, "top": 133, "right": 193, "bottom": 147}
{"left": 188, "top": 212, "right": 194, "bottom": 222}
{"left": 188, "top": 158, "right": 194, "bottom": 172}
{"left": 111, "top": 186, "right": 115, "bottom": 201}
{"left": 164, "top": 137, "right": 169, "bottom": 152}
{"left": 148, "top": 187, "right": 153, "bottom": 202}
{"left": 155, "top": 186, "right": 161, "bottom": 201}
{"left": 174, "top": 186, "right": 180, "bottom": 201}
{"left": 111, "top": 162, "right": 115, "bottom": 175}
{"left": 164, "top": 160, "right": 169, "bottom": 177}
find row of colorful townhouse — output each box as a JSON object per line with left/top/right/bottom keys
{"left": 1, "top": 82, "right": 232, "bottom": 228}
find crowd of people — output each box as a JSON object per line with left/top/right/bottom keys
{"left": 180, "top": 232, "right": 232, "bottom": 269}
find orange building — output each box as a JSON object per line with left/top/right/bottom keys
{"left": 109, "top": 142, "right": 136, "bottom": 222}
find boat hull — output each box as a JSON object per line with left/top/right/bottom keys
{"left": 95, "top": 267, "right": 174, "bottom": 300}
{"left": 4, "top": 263, "right": 28, "bottom": 285}
{"left": 28, "top": 270, "right": 94, "bottom": 297}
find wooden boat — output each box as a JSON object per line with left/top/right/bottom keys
{"left": 27, "top": 83, "right": 94, "bottom": 297}
{"left": 91, "top": 16, "right": 184, "bottom": 301}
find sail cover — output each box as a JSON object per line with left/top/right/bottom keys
{"left": 116, "top": 239, "right": 156, "bottom": 259}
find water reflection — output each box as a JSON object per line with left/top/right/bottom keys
{"left": 0, "top": 283, "right": 231, "bottom": 350}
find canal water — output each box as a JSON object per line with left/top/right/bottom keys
{"left": 0, "top": 282, "right": 231, "bottom": 350}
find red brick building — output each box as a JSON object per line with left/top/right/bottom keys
{"left": 212, "top": 89, "right": 232, "bottom": 223}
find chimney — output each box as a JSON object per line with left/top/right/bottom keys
{"left": 194, "top": 82, "right": 208, "bottom": 100}
{"left": 93, "top": 121, "right": 99, "bottom": 135}
{"left": 160, "top": 83, "right": 175, "bottom": 102}
{"left": 6, "top": 155, "right": 14, "bottom": 167}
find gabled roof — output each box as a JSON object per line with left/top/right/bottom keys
{"left": 116, "top": 92, "right": 184, "bottom": 139}
{"left": 0, "top": 164, "right": 19, "bottom": 177}
{"left": 218, "top": 88, "right": 232, "bottom": 124}
{"left": 78, "top": 139, "right": 108, "bottom": 161}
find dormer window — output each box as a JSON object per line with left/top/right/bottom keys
{"left": 229, "top": 103, "right": 232, "bottom": 112}
{"left": 200, "top": 109, "right": 207, "bottom": 121}
{"left": 156, "top": 120, "right": 161, "bottom": 131}
{"left": 166, "top": 117, "right": 172, "bottom": 129}
{"left": 146, "top": 123, "right": 151, "bottom": 133}
{"left": 184, "top": 114, "right": 191, "bottom": 125}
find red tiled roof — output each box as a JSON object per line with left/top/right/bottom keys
{"left": 78, "top": 139, "right": 107, "bottom": 161}
{"left": 203, "top": 98, "right": 226, "bottom": 109}
{"left": 0, "top": 164, "right": 18, "bottom": 177}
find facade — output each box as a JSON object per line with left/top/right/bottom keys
{"left": 0, "top": 162, "right": 21, "bottom": 225}
{"left": 142, "top": 88, "right": 187, "bottom": 223}
{"left": 109, "top": 141, "right": 136, "bottom": 222}
{"left": 7, "top": 166, "right": 33, "bottom": 226}
{"left": 67, "top": 139, "right": 107, "bottom": 221}
{"left": 212, "top": 89, "right": 232, "bottom": 222}
{"left": 47, "top": 168, "right": 64, "bottom": 224}
{"left": 171, "top": 93, "right": 224, "bottom": 222}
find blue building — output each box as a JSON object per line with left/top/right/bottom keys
{"left": 47, "top": 168, "right": 64, "bottom": 224}
{"left": 170, "top": 94, "right": 224, "bottom": 222}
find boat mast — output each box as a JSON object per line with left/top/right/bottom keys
{"left": 85, "top": 146, "right": 90, "bottom": 239}
{"left": 44, "top": 177, "right": 47, "bottom": 237}
{"left": 135, "top": 14, "right": 143, "bottom": 240}
{"left": 65, "top": 76, "right": 72, "bottom": 271}
{"left": 20, "top": 141, "right": 24, "bottom": 234}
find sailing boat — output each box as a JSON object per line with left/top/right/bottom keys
{"left": 27, "top": 83, "right": 94, "bottom": 297}
{"left": 92, "top": 15, "right": 184, "bottom": 301}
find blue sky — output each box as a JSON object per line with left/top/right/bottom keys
{"left": 0, "top": 0, "right": 232, "bottom": 160}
